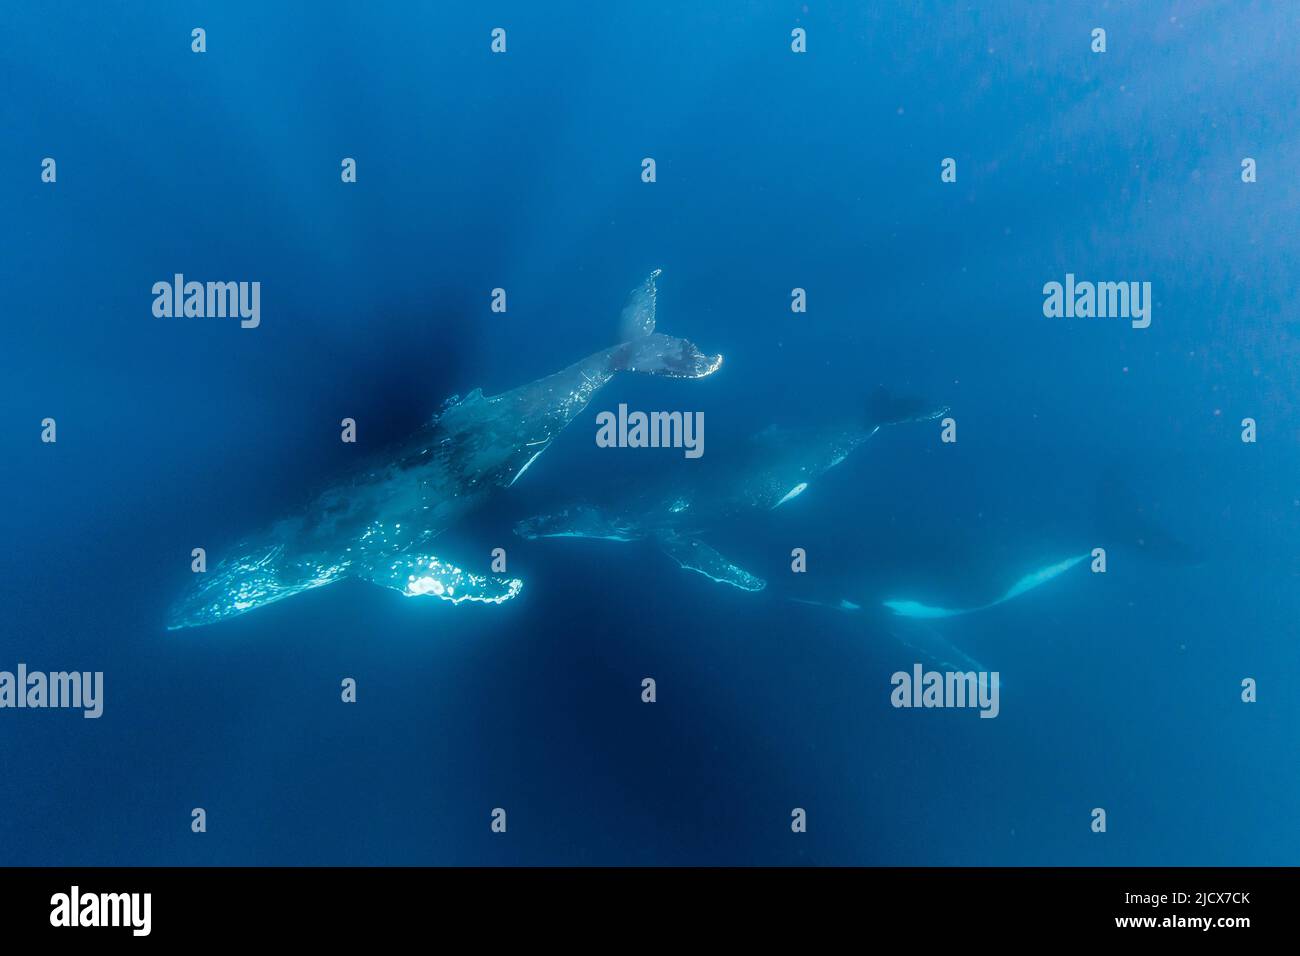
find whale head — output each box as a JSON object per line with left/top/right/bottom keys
{"left": 167, "top": 543, "right": 350, "bottom": 630}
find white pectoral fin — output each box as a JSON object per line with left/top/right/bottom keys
{"left": 883, "top": 552, "right": 1090, "bottom": 619}
{"left": 997, "top": 553, "right": 1089, "bottom": 602}
{"left": 656, "top": 533, "right": 766, "bottom": 592}
{"left": 883, "top": 599, "right": 969, "bottom": 620}
{"left": 773, "top": 482, "right": 808, "bottom": 508}
{"left": 508, "top": 442, "right": 549, "bottom": 487}
{"left": 362, "top": 553, "right": 522, "bottom": 605}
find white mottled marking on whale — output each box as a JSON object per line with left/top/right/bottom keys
{"left": 508, "top": 445, "right": 548, "bottom": 487}
{"left": 773, "top": 482, "right": 809, "bottom": 508}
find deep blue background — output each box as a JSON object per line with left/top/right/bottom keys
{"left": 1, "top": 2, "right": 1297, "bottom": 864}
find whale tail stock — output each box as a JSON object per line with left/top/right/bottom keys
{"left": 609, "top": 269, "right": 723, "bottom": 380}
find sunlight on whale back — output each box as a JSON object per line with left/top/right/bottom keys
{"left": 884, "top": 552, "right": 1090, "bottom": 619}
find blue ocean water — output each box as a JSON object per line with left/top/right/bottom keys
{"left": 1, "top": 2, "right": 1297, "bottom": 865}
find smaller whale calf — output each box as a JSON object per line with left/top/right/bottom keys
{"left": 516, "top": 386, "right": 949, "bottom": 591}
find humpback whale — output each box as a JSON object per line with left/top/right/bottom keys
{"left": 782, "top": 554, "right": 1090, "bottom": 677}
{"left": 784, "top": 468, "right": 1199, "bottom": 631}
{"left": 514, "top": 387, "right": 949, "bottom": 591}
{"left": 879, "top": 472, "right": 1200, "bottom": 619}
{"left": 168, "top": 270, "right": 721, "bottom": 630}
{"left": 795, "top": 505, "right": 1189, "bottom": 670}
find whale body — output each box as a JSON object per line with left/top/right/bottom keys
{"left": 168, "top": 271, "right": 721, "bottom": 630}
{"left": 514, "top": 387, "right": 948, "bottom": 591}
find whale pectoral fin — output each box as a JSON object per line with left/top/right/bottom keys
{"left": 359, "top": 553, "right": 522, "bottom": 605}
{"left": 882, "top": 553, "right": 1091, "bottom": 620}
{"left": 655, "top": 533, "right": 765, "bottom": 592}
{"left": 889, "top": 625, "right": 992, "bottom": 675}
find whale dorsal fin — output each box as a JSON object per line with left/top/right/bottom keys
{"left": 619, "top": 268, "right": 660, "bottom": 340}
{"left": 431, "top": 388, "right": 485, "bottom": 424}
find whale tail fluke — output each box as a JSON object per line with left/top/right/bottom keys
{"left": 611, "top": 270, "right": 723, "bottom": 379}
{"left": 619, "top": 268, "right": 660, "bottom": 340}
{"left": 612, "top": 332, "right": 723, "bottom": 379}
{"left": 866, "top": 385, "right": 949, "bottom": 428}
